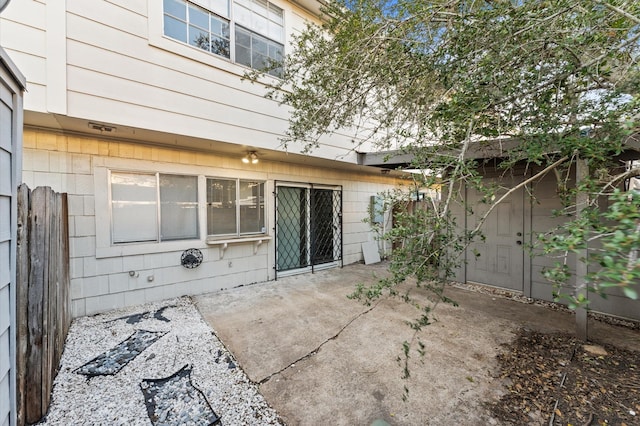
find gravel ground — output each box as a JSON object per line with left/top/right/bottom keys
{"left": 39, "top": 297, "right": 283, "bottom": 426}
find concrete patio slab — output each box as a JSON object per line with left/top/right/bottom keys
{"left": 194, "top": 262, "right": 640, "bottom": 425}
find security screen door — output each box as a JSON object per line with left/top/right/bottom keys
{"left": 275, "top": 183, "right": 342, "bottom": 275}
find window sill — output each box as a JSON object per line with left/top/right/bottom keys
{"left": 206, "top": 235, "right": 272, "bottom": 258}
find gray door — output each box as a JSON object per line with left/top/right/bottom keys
{"left": 466, "top": 177, "right": 525, "bottom": 291}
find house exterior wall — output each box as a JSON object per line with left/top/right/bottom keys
{"left": 0, "top": 46, "right": 25, "bottom": 426}
{"left": 21, "top": 128, "right": 398, "bottom": 317}
{"left": 1, "top": 0, "right": 401, "bottom": 319}
{"left": 0, "top": 0, "right": 374, "bottom": 160}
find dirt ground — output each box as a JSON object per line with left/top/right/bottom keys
{"left": 195, "top": 262, "right": 640, "bottom": 425}
{"left": 491, "top": 328, "right": 640, "bottom": 426}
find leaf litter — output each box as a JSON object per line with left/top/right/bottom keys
{"left": 489, "top": 328, "right": 639, "bottom": 425}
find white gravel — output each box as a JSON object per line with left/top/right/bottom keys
{"left": 39, "top": 297, "right": 283, "bottom": 426}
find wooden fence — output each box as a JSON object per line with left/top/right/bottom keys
{"left": 16, "top": 184, "right": 71, "bottom": 425}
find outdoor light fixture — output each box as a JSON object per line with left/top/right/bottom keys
{"left": 242, "top": 151, "right": 259, "bottom": 164}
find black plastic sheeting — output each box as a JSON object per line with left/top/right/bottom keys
{"left": 75, "top": 329, "right": 167, "bottom": 376}
{"left": 140, "top": 364, "right": 221, "bottom": 425}
{"left": 108, "top": 305, "right": 174, "bottom": 324}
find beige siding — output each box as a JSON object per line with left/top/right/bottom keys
{"left": 0, "top": 2, "right": 47, "bottom": 114}
{"left": 104, "top": 0, "right": 148, "bottom": 16}
{"left": 63, "top": 3, "right": 295, "bottom": 148}
{"left": 0, "top": 11, "right": 46, "bottom": 56}
{"left": 0, "top": 0, "right": 359, "bottom": 160}
{"left": 23, "top": 129, "right": 399, "bottom": 317}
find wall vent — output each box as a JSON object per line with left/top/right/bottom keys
{"left": 88, "top": 122, "right": 116, "bottom": 133}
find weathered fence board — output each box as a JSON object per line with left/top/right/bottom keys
{"left": 16, "top": 184, "right": 70, "bottom": 425}
{"left": 16, "top": 184, "right": 29, "bottom": 426}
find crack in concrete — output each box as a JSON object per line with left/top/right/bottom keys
{"left": 257, "top": 300, "right": 382, "bottom": 385}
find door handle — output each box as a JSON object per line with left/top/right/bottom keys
{"left": 516, "top": 240, "right": 522, "bottom": 245}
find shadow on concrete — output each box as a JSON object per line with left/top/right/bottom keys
{"left": 195, "top": 262, "right": 640, "bottom": 426}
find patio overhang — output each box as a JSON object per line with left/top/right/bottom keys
{"left": 357, "top": 133, "right": 640, "bottom": 169}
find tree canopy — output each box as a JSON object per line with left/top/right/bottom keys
{"left": 258, "top": 0, "right": 640, "bottom": 323}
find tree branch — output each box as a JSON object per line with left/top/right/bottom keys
{"left": 595, "top": 0, "right": 640, "bottom": 25}
{"left": 468, "top": 156, "right": 570, "bottom": 239}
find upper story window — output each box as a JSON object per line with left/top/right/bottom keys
{"left": 163, "top": 0, "right": 284, "bottom": 77}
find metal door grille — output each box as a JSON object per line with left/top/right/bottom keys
{"left": 275, "top": 184, "right": 342, "bottom": 274}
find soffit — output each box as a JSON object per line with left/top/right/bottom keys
{"left": 24, "top": 110, "right": 405, "bottom": 176}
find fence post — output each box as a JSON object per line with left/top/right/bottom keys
{"left": 15, "top": 184, "right": 30, "bottom": 426}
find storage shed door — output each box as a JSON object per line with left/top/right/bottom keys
{"left": 466, "top": 178, "right": 525, "bottom": 291}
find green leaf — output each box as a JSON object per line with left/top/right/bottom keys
{"left": 622, "top": 286, "right": 638, "bottom": 300}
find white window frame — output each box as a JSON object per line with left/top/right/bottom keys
{"left": 154, "top": 0, "right": 285, "bottom": 77}
{"left": 163, "top": 0, "right": 232, "bottom": 59}
{"left": 94, "top": 160, "right": 271, "bottom": 258}
{"left": 109, "top": 171, "right": 200, "bottom": 245}
{"left": 206, "top": 177, "right": 267, "bottom": 239}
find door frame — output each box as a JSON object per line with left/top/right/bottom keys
{"left": 462, "top": 169, "right": 532, "bottom": 295}
{"left": 274, "top": 181, "right": 343, "bottom": 278}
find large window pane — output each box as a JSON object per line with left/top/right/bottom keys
{"left": 164, "top": 0, "right": 230, "bottom": 59}
{"left": 188, "top": 4, "right": 209, "bottom": 29}
{"left": 252, "top": 13, "right": 268, "bottom": 36}
{"left": 207, "top": 178, "right": 237, "bottom": 235}
{"left": 211, "top": 36, "right": 230, "bottom": 57}
{"left": 164, "top": 15, "right": 188, "bottom": 42}
{"left": 207, "top": 178, "right": 266, "bottom": 237}
{"left": 160, "top": 175, "right": 199, "bottom": 241}
{"left": 239, "top": 180, "right": 265, "bottom": 234}
{"left": 164, "top": 0, "right": 187, "bottom": 19}
{"left": 268, "top": 4, "right": 283, "bottom": 25}
{"left": 193, "top": 0, "right": 229, "bottom": 17}
{"left": 235, "top": 27, "right": 251, "bottom": 66}
{"left": 189, "top": 26, "right": 211, "bottom": 51}
{"left": 233, "top": 3, "right": 251, "bottom": 27}
{"left": 111, "top": 173, "right": 158, "bottom": 243}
